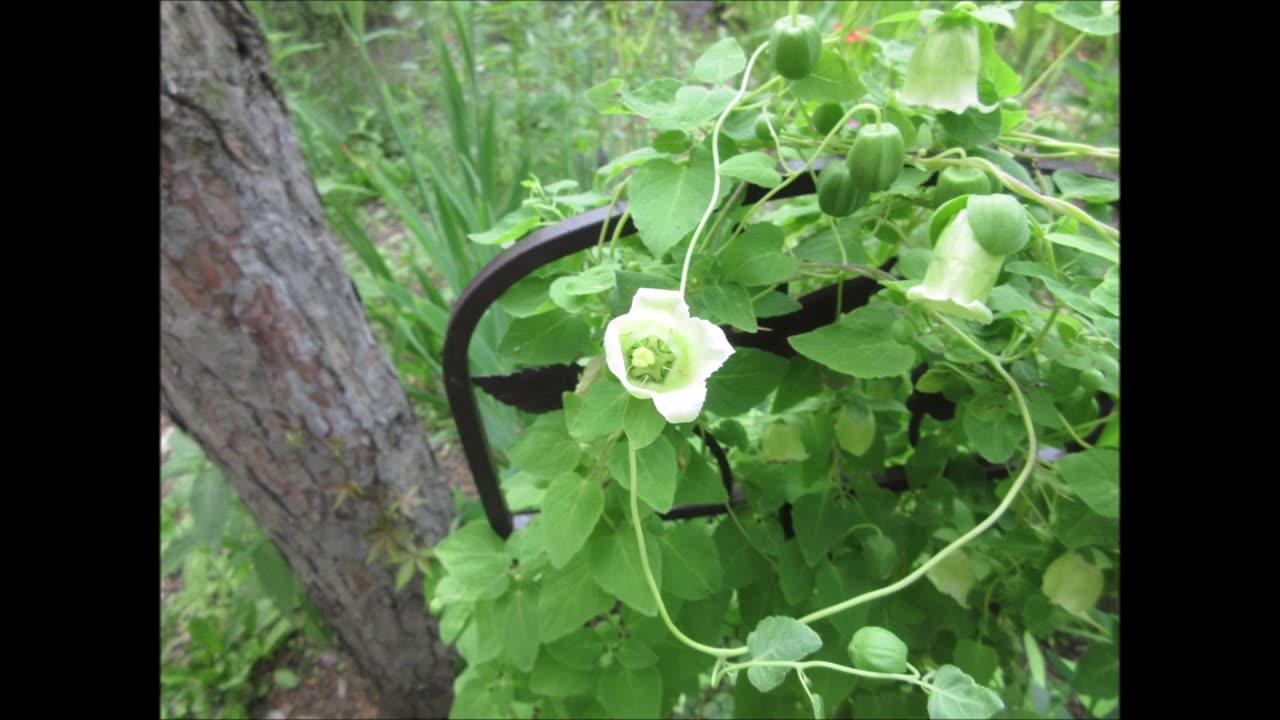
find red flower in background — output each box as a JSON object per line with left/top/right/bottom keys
{"left": 845, "top": 27, "right": 871, "bottom": 43}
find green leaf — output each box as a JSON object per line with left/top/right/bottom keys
{"left": 954, "top": 640, "right": 999, "bottom": 685}
{"left": 1073, "top": 643, "right": 1119, "bottom": 698}
{"left": 652, "top": 130, "right": 691, "bottom": 154}
{"left": 713, "top": 516, "right": 773, "bottom": 588}
{"left": 962, "top": 409, "right": 1023, "bottom": 464}
{"left": 970, "top": 5, "right": 1015, "bottom": 29}
{"left": 1091, "top": 266, "right": 1119, "bottom": 315}
{"left": 694, "top": 37, "right": 746, "bottom": 83}
{"left": 537, "top": 554, "right": 615, "bottom": 643}
{"left": 689, "top": 281, "right": 756, "bottom": 332}
{"left": 657, "top": 522, "right": 722, "bottom": 601}
{"left": 793, "top": 492, "right": 847, "bottom": 567}
{"left": 617, "top": 634, "right": 660, "bottom": 669}
{"left": 497, "top": 583, "right": 540, "bottom": 671}
{"left": 570, "top": 375, "right": 630, "bottom": 441}
{"left": 1055, "top": 448, "right": 1119, "bottom": 518}
{"left": 718, "top": 152, "right": 781, "bottom": 189}
{"left": 771, "top": 356, "right": 822, "bottom": 413}
{"left": 927, "top": 549, "right": 976, "bottom": 607}
{"left": 624, "top": 396, "right": 667, "bottom": 449}
{"left": 794, "top": 221, "right": 872, "bottom": 267}
{"left": 611, "top": 270, "right": 679, "bottom": 316}
{"left": 629, "top": 156, "right": 717, "bottom": 258}
{"left": 608, "top": 435, "right": 678, "bottom": 513}
{"left": 745, "top": 616, "right": 823, "bottom": 692}
{"left": 529, "top": 652, "right": 596, "bottom": 698}
{"left": 499, "top": 310, "right": 592, "bottom": 365}
{"left": 778, "top": 540, "right": 815, "bottom": 606}
{"left": 792, "top": 49, "right": 866, "bottom": 104}
{"left": 586, "top": 78, "right": 626, "bottom": 113}
{"left": 939, "top": 105, "right": 1002, "bottom": 147}
{"left": 1047, "top": 232, "right": 1118, "bottom": 264}
{"left": 789, "top": 303, "right": 915, "bottom": 379}
{"left": 549, "top": 265, "right": 619, "bottom": 313}
{"left": 598, "top": 663, "right": 662, "bottom": 719}
{"left": 498, "top": 275, "right": 556, "bottom": 318}
{"left": 252, "top": 542, "right": 299, "bottom": 612}
{"left": 434, "top": 522, "right": 512, "bottom": 601}
{"left": 508, "top": 412, "right": 582, "bottom": 480}
{"left": 1042, "top": 551, "right": 1104, "bottom": 617}
{"left": 755, "top": 291, "right": 802, "bottom": 318}
{"left": 671, "top": 85, "right": 738, "bottom": 132}
{"left": 1053, "top": 170, "right": 1118, "bottom": 204}
{"left": 190, "top": 466, "right": 229, "bottom": 547}
{"left": 721, "top": 223, "right": 798, "bottom": 286}
{"left": 1053, "top": 498, "right": 1117, "bottom": 549}
{"left": 468, "top": 206, "right": 541, "bottom": 246}
{"left": 621, "top": 77, "right": 683, "bottom": 119}
{"left": 704, "top": 347, "right": 789, "bottom": 416}
{"left": 588, "top": 523, "right": 663, "bottom": 616}
{"left": 926, "top": 665, "right": 1005, "bottom": 719}
{"left": 543, "top": 473, "right": 604, "bottom": 568}
{"left": 1050, "top": 1, "right": 1120, "bottom": 36}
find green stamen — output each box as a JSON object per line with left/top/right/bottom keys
{"left": 625, "top": 335, "right": 678, "bottom": 385}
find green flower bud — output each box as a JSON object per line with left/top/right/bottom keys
{"left": 849, "top": 627, "right": 909, "bottom": 674}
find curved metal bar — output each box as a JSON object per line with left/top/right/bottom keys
{"left": 444, "top": 163, "right": 823, "bottom": 538}
{"left": 443, "top": 204, "right": 636, "bottom": 538}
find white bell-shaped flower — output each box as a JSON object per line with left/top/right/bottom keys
{"left": 899, "top": 17, "right": 985, "bottom": 114}
{"left": 604, "top": 288, "right": 735, "bottom": 424}
{"left": 906, "top": 209, "right": 1002, "bottom": 324}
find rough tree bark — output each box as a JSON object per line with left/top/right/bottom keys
{"left": 161, "top": 3, "right": 456, "bottom": 717}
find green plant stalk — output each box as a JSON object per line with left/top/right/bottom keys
{"left": 796, "top": 308, "right": 1039, "bottom": 626}
{"left": 920, "top": 156, "right": 1118, "bottom": 241}
{"left": 719, "top": 103, "right": 884, "bottom": 256}
{"left": 1001, "top": 132, "right": 1118, "bottom": 158}
{"left": 628, "top": 444, "right": 740, "bottom": 658}
{"left": 680, "top": 41, "right": 771, "bottom": 295}
{"left": 714, "top": 660, "right": 927, "bottom": 689}
{"left": 1003, "top": 301, "right": 1060, "bottom": 362}
{"left": 1020, "top": 31, "right": 1086, "bottom": 103}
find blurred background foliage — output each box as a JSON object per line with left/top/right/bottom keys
{"left": 162, "top": 2, "right": 1118, "bottom": 717}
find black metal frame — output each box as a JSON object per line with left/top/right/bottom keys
{"left": 443, "top": 159, "right": 832, "bottom": 537}
{"left": 443, "top": 156, "right": 1115, "bottom": 538}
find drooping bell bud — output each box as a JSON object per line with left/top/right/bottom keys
{"left": 906, "top": 208, "right": 1003, "bottom": 324}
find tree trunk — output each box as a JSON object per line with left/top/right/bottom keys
{"left": 160, "top": 3, "right": 456, "bottom": 717}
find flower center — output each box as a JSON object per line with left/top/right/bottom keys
{"left": 625, "top": 335, "right": 678, "bottom": 386}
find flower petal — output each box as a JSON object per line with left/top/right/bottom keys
{"left": 681, "top": 317, "right": 735, "bottom": 382}
{"left": 630, "top": 288, "right": 690, "bottom": 319}
{"left": 605, "top": 315, "right": 661, "bottom": 400}
{"left": 651, "top": 381, "right": 708, "bottom": 424}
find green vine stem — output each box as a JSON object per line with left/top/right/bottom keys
{"left": 918, "top": 156, "right": 1119, "bottom": 242}
{"left": 795, "top": 308, "right": 1039, "bottom": 627}
{"left": 713, "top": 659, "right": 926, "bottom": 689}
{"left": 629, "top": 444, "right": 742, "bottom": 658}
{"left": 1000, "top": 131, "right": 1118, "bottom": 159}
{"left": 717, "top": 102, "right": 884, "bottom": 256}
{"left": 680, "top": 41, "right": 772, "bottom": 296}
